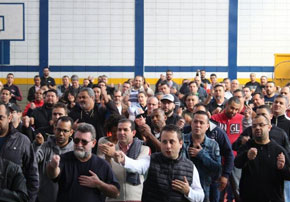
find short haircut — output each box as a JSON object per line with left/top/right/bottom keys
{"left": 76, "top": 123, "right": 96, "bottom": 140}
{"left": 252, "top": 92, "right": 264, "bottom": 99}
{"left": 193, "top": 110, "right": 209, "bottom": 123}
{"left": 0, "top": 104, "right": 10, "bottom": 116}
{"left": 151, "top": 108, "right": 165, "bottom": 117}
{"left": 256, "top": 105, "right": 271, "bottom": 114}
{"left": 44, "top": 89, "right": 58, "bottom": 97}
{"left": 233, "top": 89, "right": 245, "bottom": 96}
{"left": 104, "top": 114, "right": 125, "bottom": 133}
{"left": 79, "top": 87, "right": 95, "bottom": 100}
{"left": 53, "top": 102, "right": 68, "bottom": 115}
{"left": 266, "top": 81, "right": 276, "bottom": 86}
{"left": 183, "top": 93, "right": 198, "bottom": 103}
{"left": 275, "top": 94, "right": 289, "bottom": 107}
{"left": 34, "top": 75, "right": 40, "bottom": 79}
{"left": 160, "top": 124, "right": 182, "bottom": 141}
{"left": 160, "top": 80, "right": 170, "bottom": 87}
{"left": 92, "top": 84, "right": 100, "bottom": 89}
{"left": 71, "top": 75, "right": 79, "bottom": 81}
{"left": 1, "top": 87, "right": 11, "bottom": 94}
{"left": 253, "top": 114, "right": 270, "bottom": 125}
{"left": 138, "top": 91, "right": 147, "bottom": 97}
{"left": 166, "top": 70, "right": 173, "bottom": 73}
{"left": 56, "top": 116, "right": 73, "bottom": 129}
{"left": 214, "top": 84, "right": 224, "bottom": 90}
{"left": 194, "top": 103, "right": 208, "bottom": 113}
{"left": 7, "top": 73, "right": 14, "bottom": 77}
{"left": 62, "top": 75, "right": 69, "bottom": 79}
{"left": 210, "top": 73, "right": 217, "bottom": 77}
{"left": 118, "top": 118, "right": 135, "bottom": 131}
{"left": 227, "top": 96, "right": 240, "bottom": 105}
{"left": 223, "top": 78, "right": 230, "bottom": 82}
{"left": 188, "top": 81, "right": 198, "bottom": 86}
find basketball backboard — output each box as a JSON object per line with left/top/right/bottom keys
{"left": 0, "top": 3, "right": 24, "bottom": 41}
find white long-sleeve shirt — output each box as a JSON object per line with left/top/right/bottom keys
{"left": 124, "top": 155, "right": 205, "bottom": 202}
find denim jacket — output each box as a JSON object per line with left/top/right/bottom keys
{"left": 182, "top": 133, "right": 221, "bottom": 188}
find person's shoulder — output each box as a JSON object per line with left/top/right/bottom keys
{"left": 91, "top": 154, "right": 112, "bottom": 167}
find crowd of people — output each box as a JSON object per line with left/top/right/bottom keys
{"left": 1, "top": 67, "right": 290, "bottom": 202}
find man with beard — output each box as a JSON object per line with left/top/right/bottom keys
{"left": 160, "top": 94, "right": 181, "bottom": 125}
{"left": 264, "top": 81, "right": 278, "bottom": 108}
{"left": 69, "top": 87, "right": 119, "bottom": 143}
{"left": 136, "top": 108, "right": 165, "bottom": 153}
{"left": 211, "top": 97, "right": 243, "bottom": 202}
{"left": 235, "top": 115, "right": 290, "bottom": 202}
{"left": 36, "top": 116, "right": 74, "bottom": 202}
{"left": 0, "top": 104, "right": 39, "bottom": 202}
{"left": 40, "top": 67, "right": 56, "bottom": 89}
{"left": 34, "top": 103, "right": 68, "bottom": 145}
{"left": 30, "top": 89, "right": 59, "bottom": 129}
{"left": 47, "top": 123, "right": 120, "bottom": 202}
{"left": 207, "top": 84, "right": 227, "bottom": 115}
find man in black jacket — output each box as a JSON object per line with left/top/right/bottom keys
{"left": 0, "top": 158, "right": 29, "bottom": 202}
{"left": 233, "top": 104, "right": 290, "bottom": 154}
{"left": 235, "top": 115, "right": 290, "bottom": 202}
{"left": 0, "top": 104, "right": 39, "bottom": 202}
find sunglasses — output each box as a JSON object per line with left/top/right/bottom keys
{"left": 73, "top": 138, "right": 92, "bottom": 145}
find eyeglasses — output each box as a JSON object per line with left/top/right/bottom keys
{"left": 73, "top": 138, "right": 92, "bottom": 145}
{"left": 56, "top": 128, "right": 70, "bottom": 134}
{"left": 252, "top": 123, "right": 268, "bottom": 128}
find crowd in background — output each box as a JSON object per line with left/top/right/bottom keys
{"left": 1, "top": 67, "right": 290, "bottom": 202}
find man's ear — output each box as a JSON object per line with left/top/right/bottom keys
{"left": 132, "top": 130, "right": 136, "bottom": 137}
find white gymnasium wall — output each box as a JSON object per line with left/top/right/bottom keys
{"left": 144, "top": 0, "right": 229, "bottom": 69}
{"left": 49, "top": 0, "right": 135, "bottom": 67}
{"left": 238, "top": 0, "right": 290, "bottom": 66}
{"left": 3, "top": 0, "right": 39, "bottom": 66}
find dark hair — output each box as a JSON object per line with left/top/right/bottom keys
{"left": 104, "top": 114, "right": 125, "bottom": 133}
{"left": 160, "top": 124, "right": 182, "bottom": 141}
{"left": 233, "top": 89, "right": 245, "bottom": 96}
{"left": 227, "top": 96, "right": 241, "bottom": 105}
{"left": 34, "top": 75, "right": 40, "bottom": 79}
{"left": 193, "top": 110, "right": 210, "bottom": 123}
{"left": 7, "top": 73, "right": 14, "bottom": 77}
{"left": 0, "top": 104, "right": 10, "bottom": 116}
{"left": 210, "top": 73, "right": 217, "bottom": 77}
{"left": 44, "top": 89, "right": 58, "bottom": 97}
{"left": 252, "top": 92, "right": 264, "bottom": 99}
{"left": 160, "top": 80, "right": 170, "bottom": 87}
{"left": 194, "top": 103, "right": 208, "bottom": 113}
{"left": 53, "top": 102, "right": 68, "bottom": 115}
{"left": 118, "top": 118, "right": 135, "bottom": 131}
{"left": 1, "top": 87, "right": 11, "bottom": 95}
{"left": 188, "top": 81, "right": 198, "bottom": 87}
{"left": 256, "top": 105, "right": 271, "bottom": 114}
{"left": 56, "top": 116, "right": 73, "bottom": 128}
{"left": 253, "top": 114, "right": 270, "bottom": 125}
{"left": 214, "top": 84, "right": 224, "bottom": 90}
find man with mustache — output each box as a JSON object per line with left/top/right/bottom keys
{"left": 47, "top": 123, "right": 120, "bottom": 202}
{"left": 36, "top": 116, "right": 74, "bottom": 202}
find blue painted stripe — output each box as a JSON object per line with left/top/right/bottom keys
{"left": 237, "top": 66, "right": 274, "bottom": 72}
{"left": 0, "top": 41, "right": 10, "bottom": 64}
{"left": 0, "top": 65, "right": 38, "bottom": 71}
{"left": 228, "top": 0, "right": 238, "bottom": 80}
{"left": 39, "top": 0, "right": 49, "bottom": 75}
{"left": 134, "top": 0, "right": 144, "bottom": 76}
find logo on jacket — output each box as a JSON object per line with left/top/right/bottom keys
{"left": 230, "top": 124, "right": 240, "bottom": 134}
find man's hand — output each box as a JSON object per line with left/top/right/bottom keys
{"left": 218, "top": 176, "right": 228, "bottom": 191}
{"left": 247, "top": 148, "right": 257, "bottom": 160}
{"left": 114, "top": 151, "right": 125, "bottom": 165}
{"left": 188, "top": 144, "right": 202, "bottom": 158}
{"left": 72, "top": 119, "right": 79, "bottom": 130}
{"left": 30, "top": 102, "right": 36, "bottom": 110}
{"left": 35, "top": 133, "right": 44, "bottom": 145}
{"left": 277, "top": 152, "right": 285, "bottom": 170}
{"left": 138, "top": 124, "right": 152, "bottom": 138}
{"left": 241, "top": 136, "right": 250, "bottom": 145}
{"left": 98, "top": 142, "right": 116, "bottom": 157}
{"left": 50, "top": 154, "right": 60, "bottom": 169}
{"left": 79, "top": 170, "right": 102, "bottom": 188}
{"left": 172, "top": 176, "right": 190, "bottom": 196}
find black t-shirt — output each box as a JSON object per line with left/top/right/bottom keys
{"left": 56, "top": 152, "right": 120, "bottom": 202}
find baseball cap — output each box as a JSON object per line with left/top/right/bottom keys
{"left": 161, "top": 94, "right": 174, "bottom": 102}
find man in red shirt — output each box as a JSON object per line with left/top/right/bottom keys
{"left": 211, "top": 96, "right": 243, "bottom": 201}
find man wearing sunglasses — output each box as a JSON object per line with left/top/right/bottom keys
{"left": 47, "top": 122, "right": 120, "bottom": 202}
{"left": 36, "top": 116, "right": 74, "bottom": 202}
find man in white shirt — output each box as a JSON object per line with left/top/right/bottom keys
{"left": 114, "top": 124, "right": 204, "bottom": 202}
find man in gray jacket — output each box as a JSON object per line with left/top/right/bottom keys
{"left": 36, "top": 116, "right": 74, "bottom": 202}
